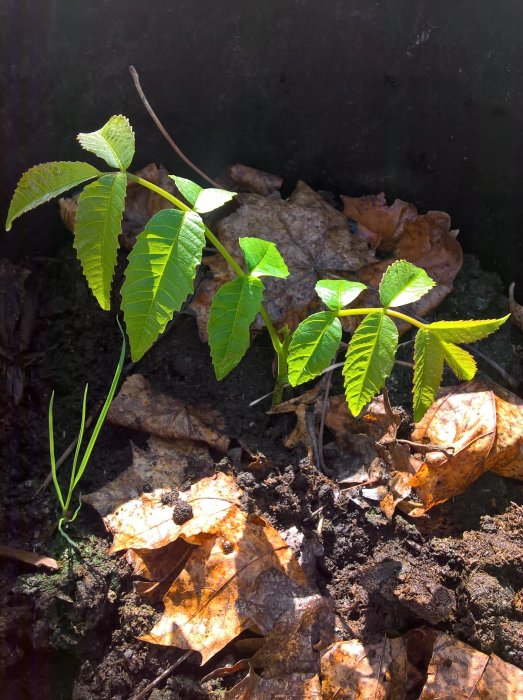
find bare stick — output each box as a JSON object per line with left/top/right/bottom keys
{"left": 129, "top": 66, "right": 221, "bottom": 189}
{"left": 396, "top": 438, "right": 455, "bottom": 458}
{"left": 130, "top": 650, "right": 193, "bottom": 700}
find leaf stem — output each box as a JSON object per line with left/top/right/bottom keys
{"left": 337, "top": 307, "right": 426, "bottom": 329}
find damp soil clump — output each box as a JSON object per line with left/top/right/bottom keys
{"left": 0, "top": 246, "right": 522, "bottom": 699}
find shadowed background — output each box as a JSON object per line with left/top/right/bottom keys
{"left": 1, "top": 0, "right": 522, "bottom": 287}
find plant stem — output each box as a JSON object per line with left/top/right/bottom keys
{"left": 272, "top": 327, "right": 291, "bottom": 405}
{"left": 337, "top": 307, "right": 426, "bottom": 329}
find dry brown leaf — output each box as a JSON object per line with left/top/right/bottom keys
{"left": 190, "top": 181, "right": 374, "bottom": 339}
{"left": 410, "top": 379, "right": 523, "bottom": 513}
{"left": 342, "top": 192, "right": 418, "bottom": 251}
{"left": 320, "top": 637, "right": 408, "bottom": 699}
{"left": 0, "top": 545, "right": 59, "bottom": 571}
{"left": 83, "top": 435, "right": 211, "bottom": 518}
{"left": 225, "top": 672, "right": 321, "bottom": 700}
{"left": 103, "top": 471, "right": 242, "bottom": 553}
{"left": 227, "top": 163, "right": 283, "bottom": 196}
{"left": 106, "top": 374, "right": 229, "bottom": 452}
{"left": 139, "top": 510, "right": 307, "bottom": 663}
{"left": 418, "top": 630, "right": 523, "bottom": 699}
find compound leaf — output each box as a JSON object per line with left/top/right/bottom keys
{"left": 288, "top": 312, "right": 341, "bottom": 386}
{"left": 6, "top": 161, "right": 101, "bottom": 230}
{"left": 121, "top": 209, "right": 206, "bottom": 361}
{"left": 379, "top": 259, "right": 435, "bottom": 307}
{"left": 343, "top": 312, "right": 398, "bottom": 416}
{"left": 315, "top": 279, "right": 367, "bottom": 310}
{"left": 413, "top": 329, "right": 445, "bottom": 422}
{"left": 208, "top": 277, "right": 264, "bottom": 380}
{"left": 239, "top": 237, "right": 289, "bottom": 279}
{"left": 441, "top": 341, "right": 477, "bottom": 381}
{"left": 74, "top": 173, "right": 127, "bottom": 310}
{"left": 171, "top": 175, "right": 236, "bottom": 213}
{"left": 77, "top": 115, "right": 135, "bottom": 170}
{"left": 427, "top": 315, "right": 510, "bottom": 343}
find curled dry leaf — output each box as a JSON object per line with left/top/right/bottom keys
{"left": 320, "top": 637, "right": 408, "bottom": 699}
{"left": 410, "top": 379, "right": 523, "bottom": 513}
{"left": 226, "top": 163, "right": 283, "bottom": 196}
{"left": 0, "top": 545, "right": 59, "bottom": 571}
{"left": 106, "top": 374, "right": 230, "bottom": 452}
{"left": 190, "top": 181, "right": 374, "bottom": 340}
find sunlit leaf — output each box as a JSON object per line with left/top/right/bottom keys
{"left": 413, "top": 329, "right": 445, "bottom": 422}
{"left": 343, "top": 312, "right": 398, "bottom": 416}
{"left": 6, "top": 161, "right": 101, "bottom": 230}
{"left": 121, "top": 209, "right": 205, "bottom": 361}
{"left": 170, "top": 175, "right": 236, "bottom": 213}
{"left": 74, "top": 173, "right": 127, "bottom": 310}
{"left": 239, "top": 237, "right": 289, "bottom": 279}
{"left": 77, "top": 115, "right": 135, "bottom": 170}
{"left": 288, "top": 312, "right": 341, "bottom": 386}
{"left": 208, "top": 277, "right": 264, "bottom": 380}
{"left": 427, "top": 315, "right": 510, "bottom": 343}
{"left": 315, "top": 279, "right": 367, "bottom": 310}
{"left": 379, "top": 259, "right": 435, "bottom": 307}
{"left": 440, "top": 341, "right": 477, "bottom": 381}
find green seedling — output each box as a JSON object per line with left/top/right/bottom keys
{"left": 6, "top": 115, "right": 509, "bottom": 423}
{"left": 49, "top": 320, "right": 126, "bottom": 547}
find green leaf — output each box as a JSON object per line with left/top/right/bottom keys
{"left": 170, "top": 175, "right": 236, "bottom": 213}
{"left": 441, "top": 341, "right": 477, "bottom": 381}
{"left": 208, "top": 277, "right": 264, "bottom": 380}
{"left": 6, "top": 161, "right": 101, "bottom": 230}
{"left": 343, "top": 312, "right": 398, "bottom": 416}
{"left": 412, "top": 329, "right": 445, "bottom": 422}
{"left": 315, "top": 279, "right": 367, "bottom": 311}
{"left": 74, "top": 173, "right": 127, "bottom": 311}
{"left": 77, "top": 115, "right": 135, "bottom": 170}
{"left": 426, "top": 315, "right": 510, "bottom": 343}
{"left": 121, "top": 209, "right": 205, "bottom": 361}
{"left": 288, "top": 312, "right": 342, "bottom": 386}
{"left": 379, "top": 259, "right": 436, "bottom": 308}
{"left": 239, "top": 237, "right": 289, "bottom": 279}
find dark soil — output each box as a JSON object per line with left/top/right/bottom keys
{"left": 1, "top": 245, "right": 522, "bottom": 699}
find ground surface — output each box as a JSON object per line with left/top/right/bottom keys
{"left": 0, "top": 246, "right": 522, "bottom": 699}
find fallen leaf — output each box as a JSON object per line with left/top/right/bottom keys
{"left": 0, "top": 545, "right": 59, "bottom": 571}
{"left": 226, "top": 163, "right": 283, "bottom": 196}
{"left": 226, "top": 672, "right": 321, "bottom": 700}
{"left": 190, "top": 181, "right": 374, "bottom": 339}
{"left": 320, "top": 637, "right": 408, "bottom": 699}
{"left": 417, "top": 630, "right": 523, "bottom": 699}
{"left": 410, "top": 379, "right": 523, "bottom": 512}
{"left": 139, "top": 502, "right": 307, "bottom": 663}
{"left": 83, "top": 435, "right": 211, "bottom": 518}
{"left": 106, "top": 374, "right": 230, "bottom": 452}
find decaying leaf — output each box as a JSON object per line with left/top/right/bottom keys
{"left": 320, "top": 637, "right": 408, "bottom": 699}
{"left": 226, "top": 163, "right": 283, "bottom": 196}
{"left": 410, "top": 379, "right": 523, "bottom": 512}
{"left": 226, "top": 672, "right": 321, "bottom": 700}
{"left": 414, "top": 629, "right": 523, "bottom": 699}
{"left": 190, "top": 181, "right": 374, "bottom": 339}
{"left": 106, "top": 374, "right": 229, "bottom": 452}
{"left": 83, "top": 435, "right": 212, "bottom": 518}
{"left": 0, "top": 545, "right": 59, "bottom": 571}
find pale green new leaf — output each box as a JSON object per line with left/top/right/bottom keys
{"left": 315, "top": 279, "right": 367, "bottom": 311}
{"left": 343, "top": 312, "right": 398, "bottom": 416}
{"left": 6, "top": 161, "right": 101, "bottom": 230}
{"left": 441, "top": 341, "right": 477, "bottom": 381}
{"left": 379, "top": 259, "right": 435, "bottom": 307}
{"left": 288, "top": 312, "right": 341, "bottom": 386}
{"left": 208, "top": 277, "right": 264, "bottom": 380}
{"left": 77, "top": 115, "right": 135, "bottom": 170}
{"left": 427, "top": 315, "right": 510, "bottom": 343}
{"left": 121, "top": 209, "right": 205, "bottom": 361}
{"left": 239, "top": 237, "right": 289, "bottom": 278}
{"left": 412, "top": 329, "right": 445, "bottom": 422}
{"left": 74, "top": 173, "right": 127, "bottom": 310}
{"left": 170, "top": 175, "right": 236, "bottom": 213}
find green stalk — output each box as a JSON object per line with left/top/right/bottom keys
{"left": 338, "top": 307, "right": 426, "bottom": 329}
